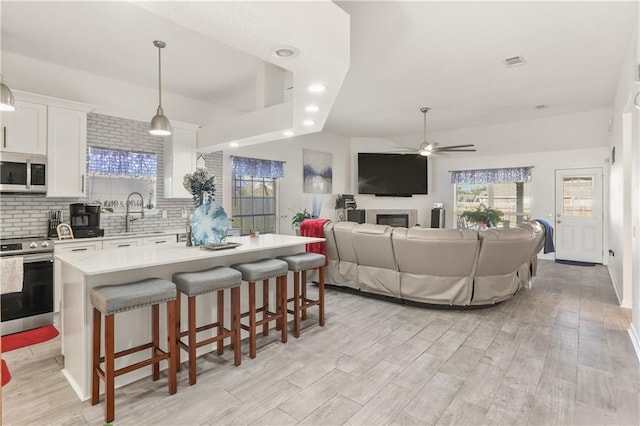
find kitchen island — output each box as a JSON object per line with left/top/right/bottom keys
{"left": 55, "top": 234, "right": 324, "bottom": 401}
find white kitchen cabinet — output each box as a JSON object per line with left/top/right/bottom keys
{"left": 103, "top": 238, "right": 142, "bottom": 250}
{"left": 47, "top": 106, "right": 88, "bottom": 197}
{"left": 0, "top": 100, "right": 47, "bottom": 155}
{"left": 164, "top": 122, "right": 199, "bottom": 199}
{"left": 55, "top": 240, "right": 103, "bottom": 253}
{"left": 54, "top": 240, "right": 102, "bottom": 314}
{"left": 142, "top": 235, "right": 176, "bottom": 245}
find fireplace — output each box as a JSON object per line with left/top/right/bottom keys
{"left": 376, "top": 214, "right": 409, "bottom": 228}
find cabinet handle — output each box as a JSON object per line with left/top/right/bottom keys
{"left": 154, "top": 240, "right": 167, "bottom": 244}
{"left": 117, "top": 244, "right": 131, "bottom": 247}
{"left": 71, "top": 248, "right": 88, "bottom": 252}
{"left": 81, "top": 174, "right": 85, "bottom": 193}
{"left": 2, "top": 126, "right": 6, "bottom": 148}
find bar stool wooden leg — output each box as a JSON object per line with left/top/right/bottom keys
{"left": 231, "top": 287, "right": 241, "bottom": 366}
{"left": 91, "top": 308, "right": 101, "bottom": 405}
{"left": 301, "top": 270, "right": 308, "bottom": 320}
{"left": 175, "top": 292, "right": 181, "bottom": 372}
{"left": 188, "top": 295, "right": 197, "bottom": 385}
{"left": 152, "top": 304, "right": 160, "bottom": 381}
{"left": 319, "top": 266, "right": 325, "bottom": 326}
{"left": 104, "top": 314, "right": 115, "bottom": 424}
{"left": 262, "top": 279, "right": 269, "bottom": 336}
{"left": 293, "top": 272, "right": 301, "bottom": 338}
{"left": 249, "top": 281, "right": 257, "bottom": 359}
{"left": 167, "top": 300, "right": 177, "bottom": 395}
{"left": 280, "top": 276, "right": 288, "bottom": 343}
{"left": 217, "top": 290, "right": 224, "bottom": 355}
{"left": 275, "top": 278, "right": 282, "bottom": 331}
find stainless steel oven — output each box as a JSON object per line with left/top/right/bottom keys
{"left": 0, "top": 152, "right": 47, "bottom": 193}
{"left": 1, "top": 237, "right": 54, "bottom": 336}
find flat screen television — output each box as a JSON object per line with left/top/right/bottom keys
{"left": 357, "top": 153, "right": 428, "bottom": 196}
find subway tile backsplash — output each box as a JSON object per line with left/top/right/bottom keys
{"left": 0, "top": 113, "right": 222, "bottom": 239}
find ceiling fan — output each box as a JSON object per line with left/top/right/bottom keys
{"left": 395, "top": 107, "right": 477, "bottom": 157}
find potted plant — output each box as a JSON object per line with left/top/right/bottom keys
{"left": 291, "top": 209, "right": 312, "bottom": 235}
{"left": 460, "top": 204, "right": 504, "bottom": 229}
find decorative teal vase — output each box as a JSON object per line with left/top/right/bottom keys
{"left": 190, "top": 202, "right": 230, "bottom": 246}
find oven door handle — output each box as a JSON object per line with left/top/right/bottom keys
{"left": 21, "top": 254, "right": 54, "bottom": 264}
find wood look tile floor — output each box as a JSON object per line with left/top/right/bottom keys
{"left": 2, "top": 260, "right": 639, "bottom": 425}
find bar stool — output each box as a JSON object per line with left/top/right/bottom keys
{"left": 277, "top": 253, "right": 326, "bottom": 337}
{"left": 172, "top": 266, "right": 242, "bottom": 385}
{"left": 90, "top": 278, "right": 177, "bottom": 424}
{"left": 231, "top": 258, "right": 288, "bottom": 358}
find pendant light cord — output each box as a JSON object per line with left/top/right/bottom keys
{"left": 157, "top": 45, "right": 163, "bottom": 108}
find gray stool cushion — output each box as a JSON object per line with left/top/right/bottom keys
{"left": 90, "top": 278, "right": 176, "bottom": 315}
{"left": 277, "top": 252, "right": 325, "bottom": 272}
{"left": 173, "top": 266, "right": 242, "bottom": 296}
{"left": 231, "top": 258, "right": 288, "bottom": 282}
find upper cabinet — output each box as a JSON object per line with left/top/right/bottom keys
{"left": 164, "top": 122, "right": 199, "bottom": 199}
{"left": 0, "top": 100, "right": 47, "bottom": 155}
{"left": 47, "top": 106, "right": 89, "bottom": 198}
{"left": 0, "top": 91, "right": 95, "bottom": 197}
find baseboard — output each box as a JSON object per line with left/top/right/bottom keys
{"left": 608, "top": 264, "right": 632, "bottom": 308}
{"left": 628, "top": 326, "right": 640, "bottom": 365}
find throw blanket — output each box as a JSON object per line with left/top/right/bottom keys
{"left": 300, "top": 218, "right": 330, "bottom": 266}
{"left": 535, "top": 219, "right": 555, "bottom": 254}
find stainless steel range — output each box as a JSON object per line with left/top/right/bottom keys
{"left": 1, "top": 236, "right": 54, "bottom": 336}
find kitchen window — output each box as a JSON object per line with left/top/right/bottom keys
{"left": 87, "top": 147, "right": 158, "bottom": 212}
{"left": 230, "top": 156, "right": 284, "bottom": 236}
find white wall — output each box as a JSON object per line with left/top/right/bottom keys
{"left": 608, "top": 3, "right": 640, "bottom": 355}
{"left": 351, "top": 111, "right": 612, "bottom": 239}
{"left": 221, "top": 131, "right": 351, "bottom": 235}
{"left": 393, "top": 109, "right": 613, "bottom": 157}
{"left": 432, "top": 148, "right": 609, "bottom": 261}
{"left": 2, "top": 51, "right": 239, "bottom": 125}
{"left": 609, "top": 19, "right": 638, "bottom": 310}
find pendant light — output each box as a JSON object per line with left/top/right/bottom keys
{"left": 149, "top": 40, "right": 171, "bottom": 136}
{"left": 0, "top": 74, "right": 16, "bottom": 112}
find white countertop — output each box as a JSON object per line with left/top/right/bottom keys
{"left": 55, "top": 234, "right": 324, "bottom": 275}
{"left": 53, "top": 228, "right": 185, "bottom": 244}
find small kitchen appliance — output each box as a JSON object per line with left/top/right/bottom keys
{"left": 69, "top": 203, "right": 104, "bottom": 238}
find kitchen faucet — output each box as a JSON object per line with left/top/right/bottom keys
{"left": 125, "top": 192, "right": 145, "bottom": 232}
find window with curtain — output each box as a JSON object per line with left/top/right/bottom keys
{"left": 452, "top": 167, "right": 532, "bottom": 228}
{"left": 87, "top": 147, "right": 158, "bottom": 212}
{"left": 231, "top": 156, "right": 284, "bottom": 236}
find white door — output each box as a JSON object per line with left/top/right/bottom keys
{"left": 554, "top": 168, "right": 603, "bottom": 263}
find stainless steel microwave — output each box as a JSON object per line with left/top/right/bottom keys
{"left": 0, "top": 152, "right": 47, "bottom": 193}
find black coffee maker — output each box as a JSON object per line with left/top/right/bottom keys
{"left": 69, "top": 203, "right": 104, "bottom": 238}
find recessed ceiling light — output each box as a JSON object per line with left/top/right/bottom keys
{"left": 303, "top": 119, "right": 315, "bottom": 127}
{"left": 308, "top": 84, "right": 326, "bottom": 93}
{"left": 283, "top": 130, "right": 294, "bottom": 137}
{"left": 229, "top": 142, "right": 239, "bottom": 147}
{"left": 504, "top": 55, "right": 526, "bottom": 67}
{"left": 272, "top": 45, "right": 300, "bottom": 59}
{"left": 305, "top": 105, "right": 319, "bottom": 113}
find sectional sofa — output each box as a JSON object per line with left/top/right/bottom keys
{"left": 323, "top": 221, "right": 545, "bottom": 307}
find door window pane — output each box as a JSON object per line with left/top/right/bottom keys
{"left": 562, "top": 176, "right": 593, "bottom": 217}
